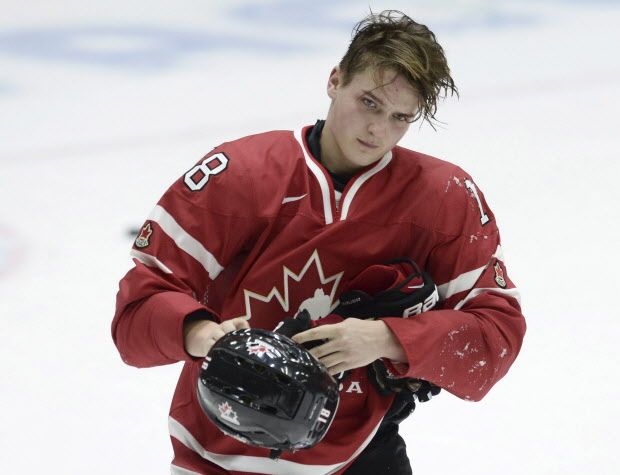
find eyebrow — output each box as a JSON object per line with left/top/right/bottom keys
{"left": 362, "top": 90, "right": 415, "bottom": 118}
{"left": 363, "top": 90, "right": 385, "bottom": 106}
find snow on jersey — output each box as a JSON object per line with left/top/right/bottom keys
{"left": 112, "top": 125, "right": 526, "bottom": 474}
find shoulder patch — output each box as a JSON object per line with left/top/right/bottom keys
{"left": 135, "top": 222, "right": 153, "bottom": 248}
{"left": 493, "top": 260, "right": 507, "bottom": 288}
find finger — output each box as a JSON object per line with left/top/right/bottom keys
{"left": 218, "top": 321, "right": 233, "bottom": 333}
{"left": 202, "top": 329, "right": 225, "bottom": 355}
{"left": 220, "top": 319, "right": 242, "bottom": 333}
{"left": 327, "top": 362, "right": 353, "bottom": 376}
{"left": 210, "top": 327, "right": 226, "bottom": 341}
{"left": 292, "top": 325, "right": 335, "bottom": 344}
{"left": 227, "top": 317, "right": 250, "bottom": 330}
{"left": 203, "top": 339, "right": 216, "bottom": 355}
{"left": 235, "top": 318, "right": 251, "bottom": 329}
{"left": 308, "top": 339, "right": 339, "bottom": 360}
{"left": 318, "top": 352, "right": 344, "bottom": 370}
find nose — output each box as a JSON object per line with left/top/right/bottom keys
{"left": 367, "top": 118, "right": 387, "bottom": 139}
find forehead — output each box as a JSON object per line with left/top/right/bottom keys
{"left": 347, "top": 67, "right": 419, "bottom": 110}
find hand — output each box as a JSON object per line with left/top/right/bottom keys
{"left": 291, "top": 318, "right": 387, "bottom": 375}
{"left": 184, "top": 317, "right": 250, "bottom": 357}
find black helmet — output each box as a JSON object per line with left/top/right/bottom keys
{"left": 197, "top": 328, "right": 339, "bottom": 452}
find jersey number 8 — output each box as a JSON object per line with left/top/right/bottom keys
{"left": 184, "top": 153, "right": 229, "bottom": 191}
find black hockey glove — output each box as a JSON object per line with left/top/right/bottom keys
{"left": 369, "top": 359, "right": 441, "bottom": 400}
{"left": 332, "top": 258, "right": 441, "bottom": 401}
{"left": 274, "top": 309, "right": 324, "bottom": 350}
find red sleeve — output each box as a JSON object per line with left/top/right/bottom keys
{"left": 112, "top": 145, "right": 261, "bottom": 368}
{"left": 381, "top": 169, "right": 526, "bottom": 401}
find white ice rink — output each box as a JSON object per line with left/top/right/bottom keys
{"left": 1, "top": 1, "right": 619, "bottom": 473}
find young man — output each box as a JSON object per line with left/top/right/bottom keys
{"left": 113, "top": 10, "right": 526, "bottom": 475}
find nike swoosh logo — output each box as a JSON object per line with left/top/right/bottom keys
{"left": 282, "top": 194, "right": 307, "bottom": 204}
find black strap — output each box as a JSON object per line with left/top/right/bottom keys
{"left": 306, "top": 119, "right": 352, "bottom": 192}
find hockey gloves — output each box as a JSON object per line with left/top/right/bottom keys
{"left": 369, "top": 360, "right": 441, "bottom": 401}
{"left": 332, "top": 258, "right": 441, "bottom": 400}
{"left": 274, "top": 258, "right": 441, "bottom": 400}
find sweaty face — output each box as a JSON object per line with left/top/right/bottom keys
{"left": 321, "top": 67, "right": 420, "bottom": 176}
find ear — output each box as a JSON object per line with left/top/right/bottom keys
{"left": 326, "top": 66, "right": 341, "bottom": 99}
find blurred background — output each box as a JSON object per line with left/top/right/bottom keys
{"left": 1, "top": 0, "right": 619, "bottom": 473}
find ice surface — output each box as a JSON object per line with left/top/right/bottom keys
{"left": 1, "top": 1, "right": 619, "bottom": 473}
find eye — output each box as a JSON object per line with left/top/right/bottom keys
{"left": 361, "top": 97, "right": 376, "bottom": 109}
{"left": 394, "top": 114, "right": 413, "bottom": 123}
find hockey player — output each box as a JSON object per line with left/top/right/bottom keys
{"left": 112, "top": 10, "right": 526, "bottom": 475}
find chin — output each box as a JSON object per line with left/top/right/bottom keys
{"left": 358, "top": 151, "right": 384, "bottom": 165}
{"left": 346, "top": 156, "right": 378, "bottom": 171}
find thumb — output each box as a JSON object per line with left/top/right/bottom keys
{"left": 219, "top": 317, "right": 250, "bottom": 334}
{"left": 231, "top": 317, "right": 250, "bottom": 329}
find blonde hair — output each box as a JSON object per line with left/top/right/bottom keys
{"left": 339, "top": 10, "right": 458, "bottom": 126}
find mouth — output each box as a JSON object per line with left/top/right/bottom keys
{"left": 357, "top": 139, "right": 379, "bottom": 149}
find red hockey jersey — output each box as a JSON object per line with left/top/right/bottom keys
{"left": 112, "top": 125, "right": 526, "bottom": 474}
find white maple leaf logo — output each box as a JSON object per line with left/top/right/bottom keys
{"left": 218, "top": 401, "right": 240, "bottom": 425}
{"left": 246, "top": 339, "right": 281, "bottom": 359}
{"left": 241, "top": 249, "right": 343, "bottom": 320}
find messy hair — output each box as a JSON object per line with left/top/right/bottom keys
{"left": 339, "top": 10, "right": 458, "bottom": 127}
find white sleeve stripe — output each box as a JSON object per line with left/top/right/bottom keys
{"left": 454, "top": 287, "right": 522, "bottom": 310}
{"left": 437, "top": 264, "right": 486, "bottom": 300}
{"left": 170, "top": 464, "right": 201, "bottom": 475}
{"left": 168, "top": 416, "right": 381, "bottom": 475}
{"left": 130, "top": 249, "right": 173, "bottom": 274}
{"left": 294, "top": 128, "right": 333, "bottom": 225}
{"left": 148, "top": 205, "right": 224, "bottom": 280}
{"left": 437, "top": 245, "right": 505, "bottom": 300}
{"left": 339, "top": 151, "right": 392, "bottom": 221}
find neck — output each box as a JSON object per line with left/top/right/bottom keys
{"left": 319, "top": 123, "right": 360, "bottom": 177}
